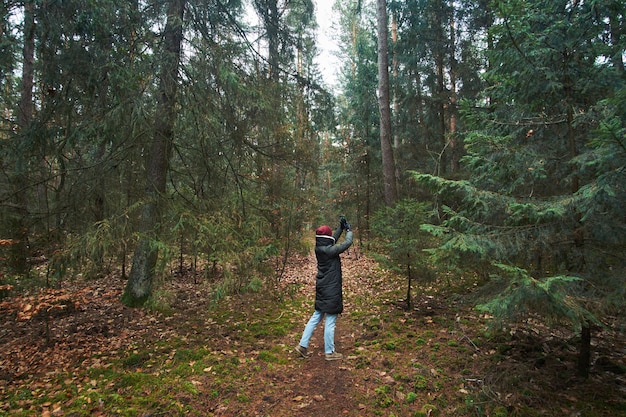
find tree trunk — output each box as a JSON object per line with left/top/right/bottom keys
{"left": 436, "top": 54, "right": 446, "bottom": 176}
{"left": 255, "top": 0, "right": 280, "bottom": 81}
{"left": 376, "top": 0, "right": 398, "bottom": 206}
{"left": 253, "top": 0, "right": 284, "bottom": 235}
{"left": 406, "top": 255, "right": 412, "bottom": 310}
{"left": 448, "top": 1, "right": 460, "bottom": 174}
{"left": 8, "top": 0, "right": 36, "bottom": 275}
{"left": 123, "top": 0, "right": 185, "bottom": 306}
{"left": 565, "top": 63, "right": 589, "bottom": 377}
{"left": 578, "top": 322, "right": 591, "bottom": 378}
{"left": 391, "top": 11, "right": 399, "bottom": 149}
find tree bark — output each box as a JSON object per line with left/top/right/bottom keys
{"left": 8, "top": 0, "right": 36, "bottom": 274}
{"left": 124, "top": 0, "right": 185, "bottom": 306}
{"left": 376, "top": 0, "right": 398, "bottom": 206}
{"left": 448, "top": 1, "right": 460, "bottom": 174}
{"left": 391, "top": 11, "right": 399, "bottom": 149}
{"left": 578, "top": 322, "right": 591, "bottom": 378}
{"left": 436, "top": 50, "right": 446, "bottom": 175}
{"left": 256, "top": 0, "right": 280, "bottom": 82}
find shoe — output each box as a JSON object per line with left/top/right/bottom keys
{"left": 325, "top": 352, "right": 343, "bottom": 361}
{"left": 294, "top": 345, "right": 310, "bottom": 358}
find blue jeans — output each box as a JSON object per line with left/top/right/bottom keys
{"left": 299, "top": 310, "right": 338, "bottom": 354}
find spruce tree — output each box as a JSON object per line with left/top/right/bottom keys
{"left": 415, "top": 0, "right": 625, "bottom": 377}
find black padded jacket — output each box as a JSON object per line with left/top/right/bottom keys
{"left": 314, "top": 227, "right": 353, "bottom": 314}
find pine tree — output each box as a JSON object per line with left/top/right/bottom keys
{"left": 376, "top": 0, "right": 398, "bottom": 205}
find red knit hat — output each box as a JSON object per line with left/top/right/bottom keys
{"left": 315, "top": 225, "right": 333, "bottom": 236}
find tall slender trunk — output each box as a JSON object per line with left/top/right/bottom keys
{"left": 377, "top": 0, "right": 397, "bottom": 206}
{"left": 570, "top": 99, "right": 589, "bottom": 376}
{"left": 578, "top": 321, "right": 591, "bottom": 378}
{"left": 406, "top": 254, "right": 412, "bottom": 310}
{"left": 391, "top": 11, "right": 399, "bottom": 150}
{"left": 8, "top": 0, "right": 36, "bottom": 274}
{"left": 564, "top": 56, "right": 590, "bottom": 377}
{"left": 436, "top": 54, "right": 446, "bottom": 176}
{"left": 448, "top": 1, "right": 460, "bottom": 174}
{"left": 254, "top": 0, "right": 283, "bottom": 235}
{"left": 124, "top": 0, "right": 186, "bottom": 306}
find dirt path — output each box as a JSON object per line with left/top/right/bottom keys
{"left": 214, "top": 249, "right": 379, "bottom": 417}
{"left": 234, "top": 249, "right": 424, "bottom": 417}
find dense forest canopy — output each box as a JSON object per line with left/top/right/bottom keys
{"left": 0, "top": 0, "right": 624, "bottom": 376}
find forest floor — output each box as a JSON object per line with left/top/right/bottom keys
{"left": 1, "top": 249, "right": 625, "bottom": 417}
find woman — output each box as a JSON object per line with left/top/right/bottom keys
{"left": 294, "top": 216, "right": 353, "bottom": 361}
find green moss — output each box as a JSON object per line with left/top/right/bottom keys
{"left": 355, "top": 356, "right": 371, "bottom": 369}
{"left": 120, "top": 289, "right": 149, "bottom": 308}
{"left": 384, "top": 341, "right": 397, "bottom": 350}
{"left": 118, "top": 371, "right": 157, "bottom": 388}
{"left": 414, "top": 375, "right": 428, "bottom": 390}
{"left": 374, "top": 385, "right": 394, "bottom": 408}
{"left": 122, "top": 351, "right": 151, "bottom": 369}
{"left": 181, "top": 381, "right": 199, "bottom": 395}
{"left": 174, "top": 348, "right": 208, "bottom": 362}
{"left": 420, "top": 404, "right": 439, "bottom": 416}
{"left": 258, "top": 350, "right": 277, "bottom": 363}
{"left": 237, "top": 393, "right": 251, "bottom": 403}
{"left": 491, "top": 405, "right": 508, "bottom": 417}
{"left": 406, "top": 392, "right": 418, "bottom": 403}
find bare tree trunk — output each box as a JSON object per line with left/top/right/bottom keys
{"left": 391, "top": 11, "right": 399, "bottom": 150}
{"left": 563, "top": 63, "right": 590, "bottom": 377}
{"left": 448, "top": 1, "right": 460, "bottom": 174}
{"left": 253, "top": 0, "right": 284, "bottom": 236}
{"left": 254, "top": 0, "right": 280, "bottom": 81}
{"left": 377, "top": 0, "right": 398, "bottom": 206}
{"left": 8, "top": 0, "right": 36, "bottom": 274}
{"left": 124, "top": 0, "right": 185, "bottom": 306}
{"left": 436, "top": 54, "right": 446, "bottom": 176}
{"left": 406, "top": 254, "right": 412, "bottom": 310}
{"left": 578, "top": 322, "right": 591, "bottom": 378}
